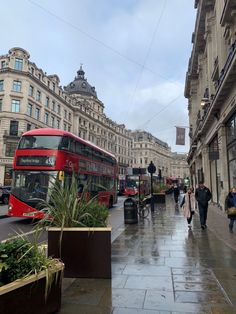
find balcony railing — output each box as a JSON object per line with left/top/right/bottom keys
{"left": 220, "top": 0, "right": 236, "bottom": 26}
{"left": 216, "top": 39, "right": 236, "bottom": 88}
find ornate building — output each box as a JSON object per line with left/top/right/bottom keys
{"left": 131, "top": 130, "right": 171, "bottom": 178}
{"left": 0, "top": 47, "right": 132, "bottom": 185}
{"left": 64, "top": 66, "right": 133, "bottom": 175}
{"left": 185, "top": 0, "right": 236, "bottom": 208}
{"left": 0, "top": 47, "right": 73, "bottom": 185}
{"left": 170, "top": 153, "right": 189, "bottom": 180}
{"left": 0, "top": 47, "right": 189, "bottom": 186}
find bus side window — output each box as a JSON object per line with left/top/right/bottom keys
{"left": 60, "top": 136, "right": 69, "bottom": 150}
{"left": 69, "top": 139, "right": 76, "bottom": 153}
{"left": 76, "top": 141, "right": 83, "bottom": 154}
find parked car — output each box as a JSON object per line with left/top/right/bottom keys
{"left": 124, "top": 186, "right": 138, "bottom": 197}
{"left": 0, "top": 186, "right": 11, "bottom": 204}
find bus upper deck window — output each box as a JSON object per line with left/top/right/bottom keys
{"left": 60, "top": 137, "right": 69, "bottom": 150}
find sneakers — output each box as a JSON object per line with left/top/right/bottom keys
{"left": 188, "top": 224, "right": 192, "bottom": 229}
{"left": 229, "top": 225, "right": 233, "bottom": 233}
{"left": 201, "top": 225, "right": 205, "bottom": 230}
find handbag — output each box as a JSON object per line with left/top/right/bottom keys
{"left": 227, "top": 207, "right": 236, "bottom": 216}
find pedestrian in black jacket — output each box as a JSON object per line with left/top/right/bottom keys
{"left": 195, "top": 181, "right": 212, "bottom": 230}
{"left": 173, "top": 185, "right": 180, "bottom": 204}
{"left": 225, "top": 187, "right": 236, "bottom": 233}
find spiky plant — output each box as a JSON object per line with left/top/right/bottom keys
{"left": 38, "top": 173, "right": 109, "bottom": 229}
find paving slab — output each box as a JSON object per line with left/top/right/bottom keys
{"left": 61, "top": 196, "right": 236, "bottom": 313}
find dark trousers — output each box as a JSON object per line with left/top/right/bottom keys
{"left": 187, "top": 211, "right": 194, "bottom": 224}
{"left": 229, "top": 218, "right": 236, "bottom": 230}
{"left": 198, "top": 203, "right": 208, "bottom": 226}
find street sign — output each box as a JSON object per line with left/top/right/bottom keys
{"left": 133, "top": 168, "right": 146, "bottom": 175}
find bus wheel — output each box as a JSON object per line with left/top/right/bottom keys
{"left": 109, "top": 197, "right": 113, "bottom": 209}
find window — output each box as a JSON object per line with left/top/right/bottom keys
{"left": 52, "top": 83, "right": 55, "bottom": 92}
{"left": 64, "top": 109, "right": 67, "bottom": 119}
{"left": 9, "top": 120, "right": 19, "bottom": 136}
{"left": 11, "top": 100, "right": 20, "bottom": 112}
{"left": 36, "top": 90, "right": 41, "bottom": 102}
{"left": 27, "top": 103, "right": 33, "bottom": 116}
{"left": 27, "top": 123, "right": 31, "bottom": 131}
{"left": 51, "top": 116, "right": 55, "bottom": 127}
{"left": 63, "top": 123, "right": 66, "bottom": 131}
{"left": 30, "top": 67, "right": 34, "bottom": 75}
{"left": 14, "top": 58, "right": 23, "bottom": 71}
{"left": 5, "top": 141, "right": 18, "bottom": 157}
{"left": 57, "top": 104, "right": 60, "bottom": 114}
{"left": 1, "top": 61, "right": 6, "bottom": 69}
{"left": 44, "top": 112, "right": 49, "bottom": 125}
{"left": 38, "top": 73, "right": 41, "bottom": 80}
{"left": 35, "top": 107, "right": 40, "bottom": 120}
{"left": 52, "top": 101, "right": 55, "bottom": 111}
{"left": 13, "top": 80, "right": 22, "bottom": 92}
{"left": 45, "top": 96, "right": 49, "bottom": 107}
{"left": 0, "top": 80, "right": 4, "bottom": 91}
{"left": 28, "top": 85, "right": 34, "bottom": 97}
{"left": 0, "top": 99, "right": 2, "bottom": 111}
{"left": 68, "top": 125, "right": 71, "bottom": 132}
{"left": 68, "top": 112, "right": 71, "bottom": 121}
{"left": 56, "top": 119, "right": 60, "bottom": 129}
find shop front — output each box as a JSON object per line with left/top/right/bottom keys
{"left": 0, "top": 158, "right": 13, "bottom": 186}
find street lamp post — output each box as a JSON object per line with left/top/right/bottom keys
{"left": 148, "top": 161, "right": 156, "bottom": 212}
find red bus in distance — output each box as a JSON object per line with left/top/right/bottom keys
{"left": 8, "top": 128, "right": 118, "bottom": 219}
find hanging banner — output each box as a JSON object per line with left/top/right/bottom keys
{"left": 176, "top": 127, "right": 185, "bottom": 145}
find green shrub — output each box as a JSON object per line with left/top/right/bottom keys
{"left": 0, "top": 237, "right": 54, "bottom": 286}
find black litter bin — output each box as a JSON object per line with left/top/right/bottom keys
{"left": 124, "top": 198, "right": 138, "bottom": 224}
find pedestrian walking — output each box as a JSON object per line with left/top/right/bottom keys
{"left": 195, "top": 181, "right": 212, "bottom": 230}
{"left": 180, "top": 187, "right": 195, "bottom": 229}
{"left": 224, "top": 187, "right": 236, "bottom": 233}
{"left": 173, "top": 184, "right": 180, "bottom": 204}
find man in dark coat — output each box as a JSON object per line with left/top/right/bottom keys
{"left": 195, "top": 181, "right": 212, "bottom": 229}
{"left": 173, "top": 184, "right": 180, "bottom": 204}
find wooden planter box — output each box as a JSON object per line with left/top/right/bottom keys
{"left": 0, "top": 262, "right": 64, "bottom": 314}
{"left": 153, "top": 193, "right": 166, "bottom": 203}
{"left": 48, "top": 227, "right": 112, "bottom": 279}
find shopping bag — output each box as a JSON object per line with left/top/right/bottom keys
{"left": 227, "top": 207, "right": 236, "bottom": 216}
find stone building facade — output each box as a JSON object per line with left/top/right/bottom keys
{"left": 64, "top": 66, "right": 133, "bottom": 176}
{"left": 170, "top": 153, "right": 189, "bottom": 180}
{"left": 0, "top": 47, "right": 188, "bottom": 186}
{"left": 0, "top": 47, "right": 74, "bottom": 185}
{"left": 185, "top": 0, "right": 236, "bottom": 208}
{"left": 131, "top": 130, "right": 172, "bottom": 178}
{"left": 0, "top": 47, "right": 132, "bottom": 185}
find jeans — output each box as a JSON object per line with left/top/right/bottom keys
{"left": 229, "top": 218, "right": 235, "bottom": 230}
{"left": 198, "top": 203, "right": 208, "bottom": 226}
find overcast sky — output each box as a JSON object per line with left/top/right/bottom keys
{"left": 1, "top": 0, "right": 196, "bottom": 153}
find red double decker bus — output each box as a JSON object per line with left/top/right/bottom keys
{"left": 8, "top": 128, "right": 118, "bottom": 219}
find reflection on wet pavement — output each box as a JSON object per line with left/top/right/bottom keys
{"left": 61, "top": 196, "right": 236, "bottom": 313}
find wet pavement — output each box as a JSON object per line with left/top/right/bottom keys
{"left": 60, "top": 196, "right": 236, "bottom": 313}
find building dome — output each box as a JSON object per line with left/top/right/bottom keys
{"left": 64, "top": 65, "right": 97, "bottom": 98}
